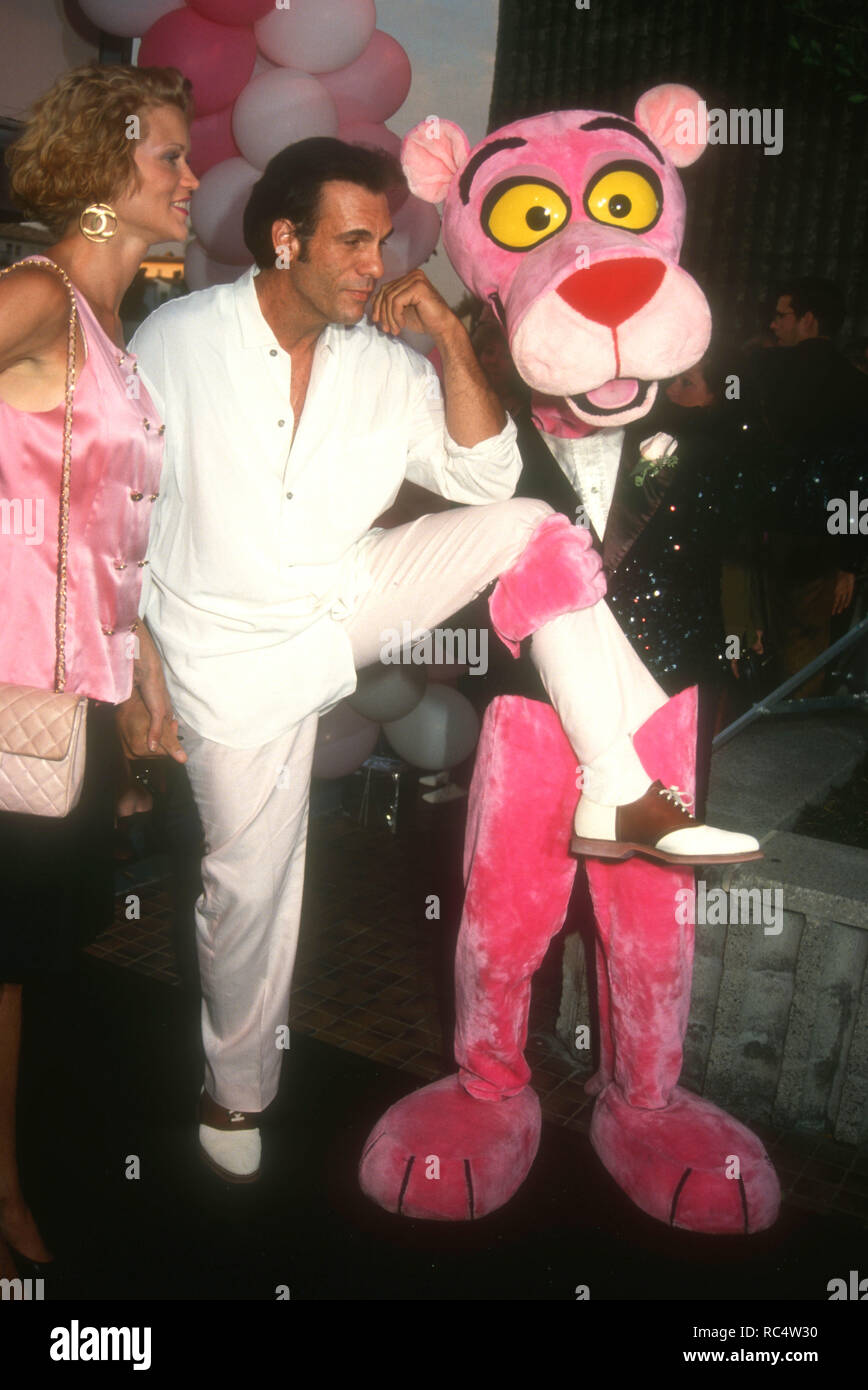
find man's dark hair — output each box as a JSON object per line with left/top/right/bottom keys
{"left": 243, "top": 137, "right": 405, "bottom": 269}
{"left": 776, "top": 277, "right": 845, "bottom": 337}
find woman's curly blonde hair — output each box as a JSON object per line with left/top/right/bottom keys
{"left": 6, "top": 64, "right": 194, "bottom": 236}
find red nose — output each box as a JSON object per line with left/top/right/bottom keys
{"left": 556, "top": 258, "right": 666, "bottom": 328}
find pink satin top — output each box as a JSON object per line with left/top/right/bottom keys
{"left": 0, "top": 256, "right": 164, "bottom": 704}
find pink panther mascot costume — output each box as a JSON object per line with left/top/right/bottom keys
{"left": 360, "top": 86, "right": 781, "bottom": 1234}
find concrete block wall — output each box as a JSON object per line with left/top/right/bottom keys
{"left": 556, "top": 715, "right": 868, "bottom": 1143}
{"left": 685, "top": 860, "right": 868, "bottom": 1143}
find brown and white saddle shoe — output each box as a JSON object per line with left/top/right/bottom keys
{"left": 198, "top": 1089, "right": 262, "bottom": 1183}
{"left": 572, "top": 780, "right": 763, "bottom": 866}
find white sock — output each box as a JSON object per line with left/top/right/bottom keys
{"left": 529, "top": 604, "right": 667, "bottom": 805}
{"left": 580, "top": 734, "right": 652, "bottom": 806}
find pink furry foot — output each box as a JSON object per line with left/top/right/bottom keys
{"left": 359, "top": 1074, "right": 541, "bottom": 1220}
{"left": 590, "top": 1083, "right": 781, "bottom": 1234}
{"left": 489, "top": 513, "right": 606, "bottom": 656}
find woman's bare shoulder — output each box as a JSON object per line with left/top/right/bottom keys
{"left": 0, "top": 263, "right": 72, "bottom": 370}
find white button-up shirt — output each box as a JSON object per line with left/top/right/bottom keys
{"left": 541, "top": 427, "right": 624, "bottom": 540}
{"left": 129, "top": 268, "right": 520, "bottom": 747}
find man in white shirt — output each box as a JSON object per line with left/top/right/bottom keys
{"left": 131, "top": 139, "right": 758, "bottom": 1182}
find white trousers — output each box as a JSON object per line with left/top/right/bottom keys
{"left": 181, "top": 499, "right": 665, "bottom": 1111}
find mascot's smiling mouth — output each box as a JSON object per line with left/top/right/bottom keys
{"left": 570, "top": 378, "right": 653, "bottom": 417}
{"left": 489, "top": 292, "right": 655, "bottom": 421}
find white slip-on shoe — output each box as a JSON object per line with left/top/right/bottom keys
{"left": 198, "top": 1089, "right": 262, "bottom": 1183}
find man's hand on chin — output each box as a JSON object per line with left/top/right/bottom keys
{"left": 369, "top": 269, "right": 461, "bottom": 345}
{"left": 370, "top": 269, "right": 507, "bottom": 447}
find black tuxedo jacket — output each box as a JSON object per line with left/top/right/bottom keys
{"left": 512, "top": 411, "right": 677, "bottom": 580}
{"left": 466, "top": 404, "right": 744, "bottom": 703}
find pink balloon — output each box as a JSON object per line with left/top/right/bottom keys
{"left": 78, "top": 0, "right": 180, "bottom": 38}
{"left": 255, "top": 0, "right": 376, "bottom": 74}
{"left": 312, "top": 703, "right": 379, "bottom": 779}
{"left": 233, "top": 69, "right": 338, "bottom": 171}
{"left": 189, "top": 105, "right": 241, "bottom": 178}
{"left": 191, "top": 156, "right": 260, "bottom": 263}
{"left": 184, "top": 238, "right": 248, "bottom": 290}
{"left": 320, "top": 30, "right": 411, "bottom": 124}
{"left": 139, "top": 10, "right": 257, "bottom": 118}
{"left": 380, "top": 195, "right": 441, "bottom": 279}
{"left": 338, "top": 121, "right": 400, "bottom": 159}
{"left": 187, "top": 0, "right": 272, "bottom": 24}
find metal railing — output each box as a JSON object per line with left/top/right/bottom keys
{"left": 712, "top": 616, "right": 868, "bottom": 749}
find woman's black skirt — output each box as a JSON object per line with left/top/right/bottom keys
{"left": 0, "top": 701, "right": 118, "bottom": 981}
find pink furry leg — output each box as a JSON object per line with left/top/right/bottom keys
{"left": 359, "top": 697, "right": 578, "bottom": 1219}
{"left": 583, "top": 687, "right": 781, "bottom": 1234}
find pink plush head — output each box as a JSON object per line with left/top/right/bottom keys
{"left": 403, "top": 87, "right": 711, "bottom": 429}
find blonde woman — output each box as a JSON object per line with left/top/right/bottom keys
{"left": 0, "top": 64, "right": 195, "bottom": 1281}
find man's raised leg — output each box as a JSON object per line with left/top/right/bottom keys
{"left": 346, "top": 500, "right": 760, "bottom": 865}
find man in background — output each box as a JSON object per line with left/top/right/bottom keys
{"left": 748, "top": 277, "right": 866, "bottom": 693}
{"left": 762, "top": 276, "right": 868, "bottom": 443}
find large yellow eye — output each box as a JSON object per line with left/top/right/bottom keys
{"left": 482, "top": 179, "right": 571, "bottom": 251}
{"left": 583, "top": 162, "right": 662, "bottom": 233}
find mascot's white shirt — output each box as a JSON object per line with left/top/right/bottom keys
{"left": 541, "top": 428, "right": 624, "bottom": 540}
{"left": 130, "top": 268, "right": 520, "bottom": 747}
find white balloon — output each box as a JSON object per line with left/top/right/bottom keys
{"left": 78, "top": 0, "right": 181, "bottom": 38}
{"left": 232, "top": 70, "right": 338, "bottom": 171}
{"left": 255, "top": 0, "right": 376, "bottom": 74}
{"left": 348, "top": 663, "right": 427, "bottom": 723}
{"left": 252, "top": 52, "right": 278, "bottom": 78}
{"left": 184, "top": 239, "right": 248, "bottom": 291}
{"left": 191, "top": 156, "right": 260, "bottom": 265}
{"left": 383, "top": 686, "right": 479, "bottom": 771}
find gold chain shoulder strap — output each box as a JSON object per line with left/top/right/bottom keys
{"left": 0, "top": 256, "right": 78, "bottom": 693}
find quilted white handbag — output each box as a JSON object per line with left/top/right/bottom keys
{"left": 0, "top": 258, "right": 88, "bottom": 817}
{"left": 0, "top": 684, "right": 87, "bottom": 816}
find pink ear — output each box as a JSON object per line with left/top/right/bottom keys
{"left": 634, "top": 84, "right": 707, "bottom": 168}
{"left": 401, "top": 117, "right": 471, "bottom": 203}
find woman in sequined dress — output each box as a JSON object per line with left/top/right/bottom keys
{"left": 615, "top": 350, "right": 764, "bottom": 689}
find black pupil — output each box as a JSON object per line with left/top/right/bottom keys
{"left": 609, "top": 193, "right": 632, "bottom": 218}
{"left": 526, "top": 204, "right": 551, "bottom": 231}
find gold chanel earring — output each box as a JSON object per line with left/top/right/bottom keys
{"left": 79, "top": 203, "right": 118, "bottom": 242}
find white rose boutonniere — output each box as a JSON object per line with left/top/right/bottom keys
{"left": 633, "top": 432, "right": 679, "bottom": 487}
